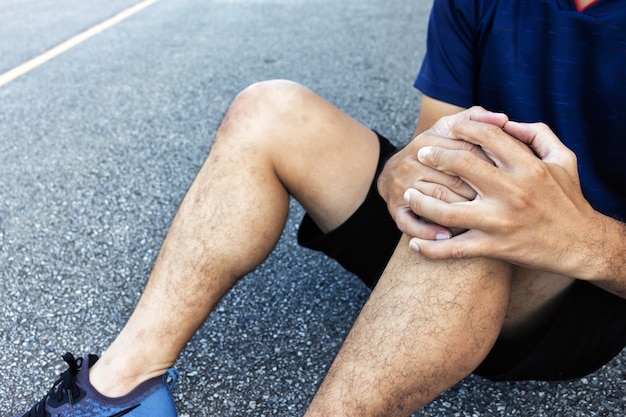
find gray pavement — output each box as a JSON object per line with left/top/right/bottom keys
{"left": 0, "top": 0, "right": 624, "bottom": 416}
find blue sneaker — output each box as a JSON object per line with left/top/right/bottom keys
{"left": 13, "top": 352, "right": 178, "bottom": 417}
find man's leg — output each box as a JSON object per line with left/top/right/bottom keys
{"left": 81, "top": 79, "right": 575, "bottom": 413}
{"left": 303, "top": 245, "right": 574, "bottom": 416}
{"left": 305, "top": 236, "right": 513, "bottom": 416}
{"left": 87, "top": 80, "right": 382, "bottom": 396}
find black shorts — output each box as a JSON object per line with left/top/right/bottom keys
{"left": 297, "top": 131, "right": 626, "bottom": 381}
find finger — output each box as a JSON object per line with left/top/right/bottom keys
{"left": 415, "top": 129, "right": 486, "bottom": 154}
{"left": 431, "top": 106, "right": 508, "bottom": 137}
{"left": 411, "top": 180, "right": 474, "bottom": 203}
{"left": 393, "top": 207, "right": 452, "bottom": 240}
{"left": 419, "top": 129, "right": 495, "bottom": 169}
{"left": 404, "top": 188, "right": 484, "bottom": 231}
{"left": 467, "top": 106, "right": 509, "bottom": 128}
{"left": 417, "top": 146, "right": 504, "bottom": 195}
{"left": 408, "top": 230, "right": 487, "bottom": 260}
{"left": 413, "top": 166, "right": 477, "bottom": 201}
{"left": 449, "top": 120, "right": 535, "bottom": 169}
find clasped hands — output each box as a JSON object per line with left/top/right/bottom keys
{"left": 377, "top": 107, "right": 603, "bottom": 279}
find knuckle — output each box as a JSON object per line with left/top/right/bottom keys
{"left": 463, "top": 141, "right": 481, "bottom": 154}
{"left": 377, "top": 170, "right": 393, "bottom": 197}
{"left": 431, "top": 185, "right": 448, "bottom": 202}
{"left": 497, "top": 215, "right": 517, "bottom": 235}
{"left": 446, "top": 175, "right": 466, "bottom": 191}
{"left": 483, "top": 123, "right": 503, "bottom": 137}
{"left": 376, "top": 171, "right": 385, "bottom": 190}
{"left": 533, "top": 122, "right": 556, "bottom": 139}
{"left": 563, "top": 148, "right": 578, "bottom": 169}
{"left": 450, "top": 244, "right": 466, "bottom": 259}
{"left": 395, "top": 211, "right": 416, "bottom": 234}
{"left": 454, "top": 150, "right": 475, "bottom": 169}
{"left": 487, "top": 204, "right": 521, "bottom": 234}
{"left": 396, "top": 217, "right": 409, "bottom": 233}
{"left": 534, "top": 121, "right": 551, "bottom": 132}
{"left": 507, "top": 182, "right": 531, "bottom": 209}
{"left": 392, "top": 175, "right": 408, "bottom": 196}
{"left": 524, "top": 157, "right": 550, "bottom": 180}
{"left": 414, "top": 131, "right": 433, "bottom": 146}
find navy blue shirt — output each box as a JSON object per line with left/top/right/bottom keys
{"left": 415, "top": 0, "right": 626, "bottom": 221}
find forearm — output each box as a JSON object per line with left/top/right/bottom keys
{"left": 579, "top": 213, "right": 626, "bottom": 298}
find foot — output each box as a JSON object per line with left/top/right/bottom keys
{"left": 12, "top": 352, "right": 178, "bottom": 417}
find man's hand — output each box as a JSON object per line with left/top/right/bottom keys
{"left": 404, "top": 119, "right": 610, "bottom": 280}
{"left": 377, "top": 107, "right": 508, "bottom": 240}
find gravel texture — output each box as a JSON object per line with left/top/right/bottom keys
{"left": 1, "top": 0, "right": 624, "bottom": 416}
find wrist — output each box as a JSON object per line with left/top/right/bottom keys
{"left": 574, "top": 213, "right": 626, "bottom": 283}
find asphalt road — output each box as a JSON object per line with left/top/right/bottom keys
{"left": 1, "top": 0, "right": 624, "bottom": 416}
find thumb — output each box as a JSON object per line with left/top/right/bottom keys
{"left": 431, "top": 106, "right": 508, "bottom": 137}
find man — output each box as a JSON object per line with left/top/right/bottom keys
{"left": 13, "top": 0, "right": 626, "bottom": 416}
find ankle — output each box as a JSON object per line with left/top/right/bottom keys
{"left": 88, "top": 353, "right": 151, "bottom": 398}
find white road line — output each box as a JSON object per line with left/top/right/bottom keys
{"left": 0, "top": 0, "right": 160, "bottom": 88}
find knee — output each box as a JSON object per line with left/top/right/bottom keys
{"left": 218, "top": 80, "right": 310, "bottom": 138}
{"left": 237, "top": 79, "right": 305, "bottom": 103}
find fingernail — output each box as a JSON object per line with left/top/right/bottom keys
{"left": 436, "top": 233, "right": 450, "bottom": 240}
{"left": 404, "top": 189, "right": 412, "bottom": 204}
{"left": 417, "top": 146, "right": 433, "bottom": 161}
{"left": 410, "top": 240, "right": 420, "bottom": 252}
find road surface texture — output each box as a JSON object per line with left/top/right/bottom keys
{"left": 1, "top": 0, "right": 624, "bottom": 416}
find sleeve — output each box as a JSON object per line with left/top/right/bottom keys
{"left": 414, "top": 0, "right": 478, "bottom": 108}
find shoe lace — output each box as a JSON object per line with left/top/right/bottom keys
{"left": 22, "top": 352, "right": 83, "bottom": 417}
